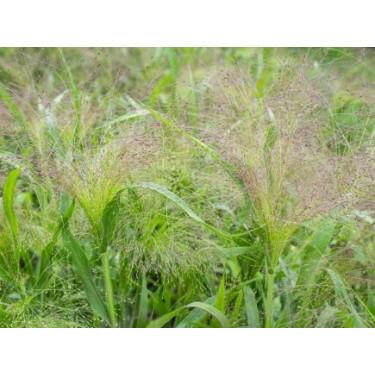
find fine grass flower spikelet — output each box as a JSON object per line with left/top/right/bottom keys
{"left": 56, "top": 142, "right": 127, "bottom": 232}
{"left": 233, "top": 106, "right": 366, "bottom": 267}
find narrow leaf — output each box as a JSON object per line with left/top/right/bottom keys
{"left": 130, "top": 182, "right": 230, "bottom": 240}
{"left": 327, "top": 269, "right": 366, "bottom": 328}
{"left": 101, "top": 253, "right": 116, "bottom": 327}
{"left": 136, "top": 274, "right": 149, "bottom": 328}
{"left": 296, "top": 218, "right": 336, "bottom": 289}
{"left": 58, "top": 48, "right": 81, "bottom": 145}
{"left": 62, "top": 227, "right": 110, "bottom": 324}
{"left": 215, "top": 277, "right": 226, "bottom": 313}
{"left": 3, "top": 169, "right": 21, "bottom": 250}
{"left": 244, "top": 286, "right": 260, "bottom": 328}
{"left": 105, "top": 110, "right": 149, "bottom": 127}
{"left": 216, "top": 246, "right": 256, "bottom": 257}
{"left": 99, "top": 193, "right": 120, "bottom": 254}
{"left": 177, "top": 296, "right": 216, "bottom": 328}
{"left": 148, "top": 301, "right": 230, "bottom": 328}
{"left": 186, "top": 302, "right": 230, "bottom": 328}
{"left": 35, "top": 196, "right": 76, "bottom": 291}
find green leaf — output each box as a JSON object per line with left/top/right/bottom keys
{"left": 149, "top": 73, "right": 174, "bottom": 102}
{"left": 101, "top": 253, "right": 116, "bottom": 328}
{"left": 130, "top": 182, "right": 230, "bottom": 240}
{"left": 215, "top": 276, "right": 226, "bottom": 313}
{"left": 59, "top": 193, "right": 76, "bottom": 221}
{"left": 177, "top": 296, "right": 216, "bottom": 328}
{"left": 296, "top": 218, "right": 336, "bottom": 289}
{"left": 293, "top": 219, "right": 337, "bottom": 324}
{"left": 243, "top": 286, "right": 260, "bottom": 328}
{"left": 62, "top": 227, "right": 110, "bottom": 324}
{"left": 99, "top": 193, "right": 120, "bottom": 254}
{"left": 148, "top": 301, "right": 230, "bottom": 328}
{"left": 216, "top": 246, "right": 257, "bottom": 257}
{"left": 58, "top": 48, "right": 81, "bottom": 146}
{"left": 187, "top": 302, "right": 230, "bottom": 328}
{"left": 3, "top": 169, "right": 21, "bottom": 251}
{"left": 136, "top": 274, "right": 149, "bottom": 328}
{"left": 188, "top": 66, "right": 197, "bottom": 126}
{"left": 104, "top": 110, "right": 149, "bottom": 127}
{"left": 231, "top": 290, "right": 244, "bottom": 324}
{"left": 35, "top": 196, "right": 76, "bottom": 291}
{"left": 326, "top": 269, "right": 366, "bottom": 328}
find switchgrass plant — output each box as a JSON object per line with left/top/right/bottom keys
{"left": 1, "top": 47, "right": 375, "bottom": 327}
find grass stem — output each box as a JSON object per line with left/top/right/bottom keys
{"left": 101, "top": 253, "right": 116, "bottom": 328}
{"left": 265, "top": 271, "right": 275, "bottom": 328}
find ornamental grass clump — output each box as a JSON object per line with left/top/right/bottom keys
{"left": 145, "top": 81, "right": 371, "bottom": 326}
{"left": 232, "top": 109, "right": 367, "bottom": 326}
{"left": 1, "top": 47, "right": 375, "bottom": 328}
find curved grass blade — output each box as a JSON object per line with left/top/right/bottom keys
{"left": 104, "top": 109, "right": 149, "bottom": 127}
{"left": 296, "top": 218, "right": 336, "bottom": 289}
{"left": 3, "top": 169, "right": 21, "bottom": 254}
{"left": 62, "top": 227, "right": 110, "bottom": 325}
{"left": 148, "top": 301, "right": 230, "bottom": 328}
{"left": 327, "top": 268, "right": 367, "bottom": 328}
{"left": 130, "top": 182, "right": 231, "bottom": 240}
{"left": 143, "top": 107, "right": 252, "bottom": 221}
{"left": 292, "top": 218, "right": 337, "bottom": 325}
{"left": 99, "top": 193, "right": 120, "bottom": 254}
{"left": 177, "top": 296, "right": 216, "bottom": 328}
{"left": 35, "top": 195, "right": 76, "bottom": 291}
{"left": 187, "top": 302, "right": 230, "bottom": 328}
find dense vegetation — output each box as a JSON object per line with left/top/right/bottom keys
{"left": 0, "top": 47, "right": 374, "bottom": 327}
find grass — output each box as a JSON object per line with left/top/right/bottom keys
{"left": 0, "top": 47, "right": 375, "bottom": 327}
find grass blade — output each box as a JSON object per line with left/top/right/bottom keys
{"left": 62, "top": 227, "right": 110, "bottom": 324}
{"left": 58, "top": 48, "right": 82, "bottom": 146}
{"left": 101, "top": 253, "right": 116, "bottom": 327}
{"left": 35, "top": 195, "right": 76, "bottom": 291}
{"left": 99, "top": 193, "right": 120, "bottom": 254}
{"left": 148, "top": 301, "right": 230, "bottom": 328}
{"left": 216, "top": 246, "right": 257, "bottom": 257}
{"left": 296, "top": 218, "right": 336, "bottom": 289}
{"left": 3, "top": 169, "right": 21, "bottom": 255}
{"left": 187, "top": 302, "right": 230, "bottom": 328}
{"left": 136, "top": 274, "right": 149, "bottom": 328}
{"left": 130, "top": 182, "right": 231, "bottom": 240}
{"left": 243, "top": 286, "right": 260, "bottom": 328}
{"left": 104, "top": 110, "right": 149, "bottom": 127}
{"left": 177, "top": 296, "right": 216, "bottom": 328}
{"left": 326, "top": 268, "right": 366, "bottom": 328}
{"left": 215, "top": 276, "right": 226, "bottom": 313}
